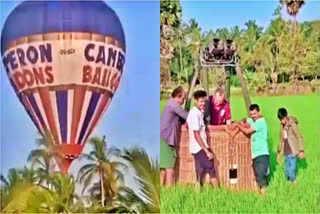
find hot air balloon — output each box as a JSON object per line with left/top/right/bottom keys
{"left": 1, "top": 1, "right": 126, "bottom": 173}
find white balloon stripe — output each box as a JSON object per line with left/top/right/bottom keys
{"left": 67, "top": 89, "right": 74, "bottom": 144}
{"left": 50, "top": 91, "right": 62, "bottom": 144}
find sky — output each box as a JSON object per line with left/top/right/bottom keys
{"left": 0, "top": 0, "right": 160, "bottom": 182}
{"left": 181, "top": 0, "right": 320, "bottom": 32}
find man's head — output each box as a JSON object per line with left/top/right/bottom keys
{"left": 214, "top": 87, "right": 225, "bottom": 105}
{"left": 249, "top": 104, "right": 261, "bottom": 121}
{"left": 277, "top": 108, "right": 289, "bottom": 125}
{"left": 171, "top": 86, "right": 186, "bottom": 105}
{"left": 193, "top": 90, "right": 207, "bottom": 112}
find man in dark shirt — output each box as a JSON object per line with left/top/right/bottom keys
{"left": 206, "top": 88, "right": 231, "bottom": 125}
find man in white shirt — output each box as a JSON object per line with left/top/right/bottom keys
{"left": 187, "top": 90, "right": 218, "bottom": 187}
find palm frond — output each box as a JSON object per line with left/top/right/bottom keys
{"left": 77, "top": 163, "right": 96, "bottom": 182}
{"left": 122, "top": 147, "right": 160, "bottom": 213}
{"left": 0, "top": 175, "right": 9, "bottom": 187}
{"left": 78, "top": 153, "right": 97, "bottom": 162}
{"left": 81, "top": 170, "right": 97, "bottom": 195}
{"left": 105, "top": 147, "right": 122, "bottom": 159}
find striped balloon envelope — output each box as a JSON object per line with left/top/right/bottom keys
{"left": 1, "top": 1, "right": 126, "bottom": 173}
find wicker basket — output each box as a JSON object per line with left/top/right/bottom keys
{"left": 175, "top": 124, "right": 257, "bottom": 191}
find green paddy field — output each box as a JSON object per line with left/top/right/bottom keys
{"left": 160, "top": 93, "right": 319, "bottom": 213}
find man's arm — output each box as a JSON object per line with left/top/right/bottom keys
{"left": 194, "top": 131, "right": 213, "bottom": 160}
{"left": 291, "top": 123, "right": 305, "bottom": 158}
{"left": 292, "top": 123, "right": 304, "bottom": 151}
{"left": 225, "top": 102, "right": 232, "bottom": 125}
{"left": 189, "top": 111, "right": 213, "bottom": 160}
{"left": 277, "top": 127, "right": 284, "bottom": 154}
{"left": 173, "top": 105, "right": 188, "bottom": 120}
{"left": 194, "top": 131, "right": 210, "bottom": 153}
{"left": 235, "top": 122, "right": 255, "bottom": 135}
{"left": 179, "top": 116, "right": 186, "bottom": 125}
{"left": 277, "top": 129, "right": 284, "bottom": 163}
{"left": 204, "top": 119, "right": 210, "bottom": 144}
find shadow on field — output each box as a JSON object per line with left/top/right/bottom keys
{"left": 297, "top": 158, "right": 308, "bottom": 173}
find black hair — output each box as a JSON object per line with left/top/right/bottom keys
{"left": 193, "top": 90, "right": 207, "bottom": 100}
{"left": 171, "top": 86, "right": 184, "bottom": 98}
{"left": 277, "top": 108, "right": 288, "bottom": 120}
{"left": 249, "top": 104, "right": 260, "bottom": 112}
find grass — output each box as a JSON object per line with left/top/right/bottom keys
{"left": 160, "top": 93, "right": 320, "bottom": 213}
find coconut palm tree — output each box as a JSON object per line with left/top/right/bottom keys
{"left": 1, "top": 170, "right": 134, "bottom": 213}
{"left": 1, "top": 172, "right": 81, "bottom": 213}
{"left": 184, "top": 18, "right": 206, "bottom": 110}
{"left": 171, "top": 26, "right": 185, "bottom": 84}
{"left": 0, "top": 167, "right": 45, "bottom": 212}
{"left": 215, "top": 27, "right": 230, "bottom": 40}
{"left": 122, "top": 147, "right": 160, "bottom": 213}
{"left": 0, "top": 168, "right": 24, "bottom": 211}
{"left": 238, "top": 20, "right": 263, "bottom": 70}
{"left": 280, "top": 0, "right": 308, "bottom": 84}
{"left": 77, "top": 136, "right": 126, "bottom": 207}
{"left": 260, "top": 8, "right": 288, "bottom": 90}
{"left": 230, "top": 25, "right": 242, "bottom": 41}
{"left": 160, "top": 0, "right": 182, "bottom": 35}
{"left": 27, "top": 132, "right": 60, "bottom": 184}
{"left": 280, "top": 0, "right": 306, "bottom": 31}
{"left": 160, "top": 0, "right": 182, "bottom": 87}
{"left": 0, "top": 168, "right": 24, "bottom": 191}
{"left": 1, "top": 183, "right": 41, "bottom": 213}
{"left": 25, "top": 172, "right": 79, "bottom": 213}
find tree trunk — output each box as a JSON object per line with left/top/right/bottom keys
{"left": 293, "top": 15, "right": 297, "bottom": 34}
{"left": 204, "top": 68, "right": 209, "bottom": 95}
{"left": 185, "top": 59, "right": 200, "bottom": 111}
{"left": 178, "top": 38, "right": 183, "bottom": 85}
{"left": 273, "top": 39, "right": 278, "bottom": 94}
{"left": 199, "top": 67, "right": 208, "bottom": 93}
{"left": 225, "top": 66, "right": 231, "bottom": 102}
{"left": 235, "top": 64, "right": 251, "bottom": 115}
{"left": 160, "top": 58, "right": 168, "bottom": 89}
{"left": 185, "top": 68, "right": 189, "bottom": 84}
{"left": 100, "top": 170, "right": 105, "bottom": 207}
{"left": 168, "top": 61, "right": 171, "bottom": 87}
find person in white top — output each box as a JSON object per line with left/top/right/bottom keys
{"left": 186, "top": 90, "right": 218, "bottom": 187}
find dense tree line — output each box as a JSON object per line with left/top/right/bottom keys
{"left": 160, "top": 0, "right": 319, "bottom": 94}
{"left": 0, "top": 135, "right": 159, "bottom": 213}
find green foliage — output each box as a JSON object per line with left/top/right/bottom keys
{"left": 244, "top": 71, "right": 269, "bottom": 92}
{"left": 77, "top": 136, "right": 126, "bottom": 207}
{"left": 1, "top": 135, "right": 159, "bottom": 213}
{"left": 162, "top": 1, "right": 319, "bottom": 93}
{"left": 230, "top": 75, "right": 241, "bottom": 87}
{"left": 160, "top": 1, "right": 182, "bottom": 29}
{"left": 122, "top": 147, "right": 160, "bottom": 213}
